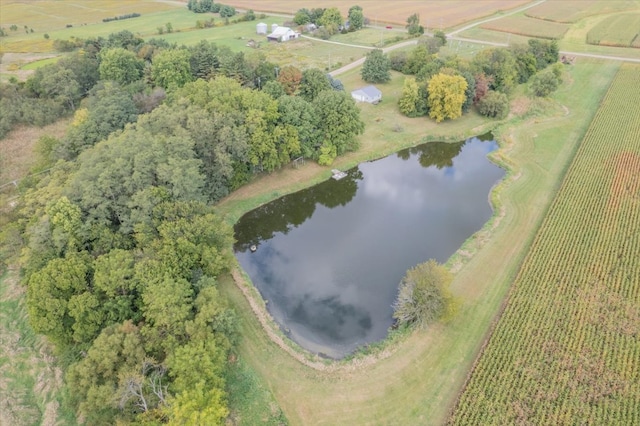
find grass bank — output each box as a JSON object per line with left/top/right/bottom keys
{"left": 216, "top": 58, "right": 620, "bottom": 425}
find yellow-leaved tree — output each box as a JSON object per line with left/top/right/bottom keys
{"left": 427, "top": 73, "right": 468, "bottom": 123}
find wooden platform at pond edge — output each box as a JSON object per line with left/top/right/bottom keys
{"left": 331, "top": 169, "right": 347, "bottom": 180}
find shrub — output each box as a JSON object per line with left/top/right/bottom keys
{"left": 477, "top": 90, "right": 509, "bottom": 119}
{"left": 392, "top": 260, "right": 456, "bottom": 328}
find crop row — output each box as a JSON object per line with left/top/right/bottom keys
{"left": 450, "top": 64, "right": 640, "bottom": 424}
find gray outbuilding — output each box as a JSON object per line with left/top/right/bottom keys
{"left": 351, "top": 85, "right": 382, "bottom": 104}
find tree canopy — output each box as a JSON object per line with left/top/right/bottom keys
{"left": 361, "top": 49, "right": 391, "bottom": 84}
{"left": 392, "top": 259, "right": 455, "bottom": 328}
{"left": 427, "top": 73, "right": 468, "bottom": 122}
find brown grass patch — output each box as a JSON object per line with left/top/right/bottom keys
{"left": 0, "top": 118, "right": 70, "bottom": 186}
{"left": 224, "top": 0, "right": 530, "bottom": 28}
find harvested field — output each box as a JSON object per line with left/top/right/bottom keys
{"left": 524, "top": 0, "right": 640, "bottom": 23}
{"left": 587, "top": 13, "right": 640, "bottom": 48}
{"left": 480, "top": 15, "right": 569, "bottom": 40}
{"left": 224, "top": 0, "right": 530, "bottom": 29}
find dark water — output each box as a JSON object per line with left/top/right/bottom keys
{"left": 234, "top": 136, "right": 504, "bottom": 358}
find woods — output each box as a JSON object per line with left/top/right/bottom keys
{"left": 0, "top": 27, "right": 365, "bottom": 425}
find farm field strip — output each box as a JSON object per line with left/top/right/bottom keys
{"left": 480, "top": 15, "right": 569, "bottom": 39}
{"left": 587, "top": 13, "right": 640, "bottom": 48}
{"left": 524, "top": 0, "right": 639, "bottom": 23}
{"left": 451, "top": 63, "right": 640, "bottom": 424}
{"left": 224, "top": 0, "right": 530, "bottom": 28}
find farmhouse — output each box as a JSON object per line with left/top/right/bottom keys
{"left": 267, "top": 26, "right": 299, "bottom": 42}
{"left": 351, "top": 85, "right": 382, "bottom": 104}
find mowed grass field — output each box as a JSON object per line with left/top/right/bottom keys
{"left": 451, "top": 63, "right": 640, "bottom": 425}
{"left": 480, "top": 15, "right": 569, "bottom": 40}
{"left": 216, "top": 59, "right": 621, "bottom": 425}
{"left": 524, "top": 0, "right": 639, "bottom": 23}
{"left": 224, "top": 0, "right": 530, "bottom": 28}
{"left": 587, "top": 13, "right": 640, "bottom": 48}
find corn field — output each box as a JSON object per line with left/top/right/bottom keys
{"left": 450, "top": 64, "right": 640, "bottom": 424}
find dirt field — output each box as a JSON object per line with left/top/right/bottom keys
{"left": 224, "top": 0, "right": 531, "bottom": 29}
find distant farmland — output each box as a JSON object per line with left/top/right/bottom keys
{"left": 524, "top": 0, "right": 640, "bottom": 23}
{"left": 451, "top": 63, "right": 640, "bottom": 425}
{"left": 587, "top": 13, "right": 640, "bottom": 48}
{"left": 224, "top": 0, "right": 530, "bottom": 28}
{"left": 480, "top": 15, "right": 569, "bottom": 40}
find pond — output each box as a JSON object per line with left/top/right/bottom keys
{"left": 234, "top": 135, "right": 505, "bottom": 358}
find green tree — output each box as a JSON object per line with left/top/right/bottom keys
{"left": 406, "top": 13, "right": 424, "bottom": 36}
{"left": 472, "top": 48, "right": 517, "bottom": 93}
{"left": 403, "top": 44, "right": 431, "bottom": 75}
{"left": 530, "top": 69, "right": 560, "bottom": 97}
{"left": 477, "top": 90, "right": 509, "bottom": 119}
{"left": 361, "top": 49, "right": 391, "bottom": 83}
{"left": 299, "top": 67, "right": 331, "bottom": 101}
{"left": 348, "top": 5, "right": 364, "bottom": 30}
{"left": 278, "top": 95, "right": 319, "bottom": 158}
{"left": 262, "top": 80, "right": 286, "bottom": 99}
{"left": 318, "top": 7, "right": 342, "bottom": 34}
{"left": 313, "top": 90, "right": 364, "bottom": 165}
{"left": 219, "top": 5, "right": 236, "bottom": 18}
{"left": 65, "top": 321, "right": 149, "bottom": 424}
{"left": 398, "top": 77, "right": 420, "bottom": 117}
{"left": 151, "top": 49, "right": 193, "bottom": 89}
{"left": 26, "top": 252, "right": 92, "bottom": 345}
{"left": 141, "top": 275, "right": 193, "bottom": 352}
{"left": 35, "top": 66, "right": 81, "bottom": 110}
{"left": 427, "top": 73, "right": 468, "bottom": 122}
{"left": 510, "top": 44, "right": 538, "bottom": 83}
{"left": 392, "top": 259, "right": 455, "bottom": 328}
{"left": 528, "top": 39, "right": 559, "bottom": 70}
{"left": 189, "top": 40, "right": 221, "bottom": 80}
{"left": 165, "top": 381, "right": 228, "bottom": 425}
{"left": 58, "top": 51, "right": 100, "bottom": 95}
{"left": 61, "top": 82, "right": 139, "bottom": 158}
{"left": 293, "top": 8, "right": 311, "bottom": 25}
{"left": 433, "top": 30, "right": 446, "bottom": 46}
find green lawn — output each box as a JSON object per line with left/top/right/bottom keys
{"left": 216, "top": 58, "right": 620, "bottom": 425}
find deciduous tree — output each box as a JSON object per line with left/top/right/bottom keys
{"left": 477, "top": 90, "right": 509, "bottom": 119}
{"left": 427, "top": 73, "right": 468, "bottom": 122}
{"left": 151, "top": 48, "right": 193, "bottom": 89}
{"left": 313, "top": 90, "right": 364, "bottom": 165}
{"left": 299, "top": 67, "right": 331, "bottom": 101}
{"left": 392, "top": 259, "right": 455, "bottom": 328}
{"left": 361, "top": 49, "right": 391, "bottom": 83}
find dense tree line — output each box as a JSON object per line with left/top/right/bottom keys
{"left": 2, "top": 28, "right": 364, "bottom": 425}
{"left": 393, "top": 38, "right": 560, "bottom": 122}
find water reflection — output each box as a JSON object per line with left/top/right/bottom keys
{"left": 234, "top": 137, "right": 504, "bottom": 358}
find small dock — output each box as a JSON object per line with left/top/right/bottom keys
{"left": 331, "top": 169, "right": 347, "bottom": 180}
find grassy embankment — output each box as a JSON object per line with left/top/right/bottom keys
{"left": 215, "top": 58, "right": 621, "bottom": 425}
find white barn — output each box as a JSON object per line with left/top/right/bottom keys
{"left": 351, "top": 85, "right": 382, "bottom": 104}
{"left": 267, "top": 26, "right": 299, "bottom": 42}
